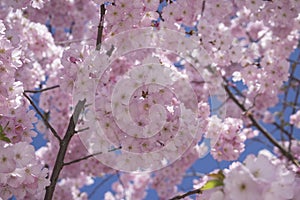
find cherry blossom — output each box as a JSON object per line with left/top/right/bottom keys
{"left": 0, "top": 0, "right": 300, "bottom": 199}
{"left": 290, "top": 110, "right": 300, "bottom": 128}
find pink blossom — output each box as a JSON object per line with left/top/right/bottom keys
{"left": 224, "top": 163, "right": 262, "bottom": 200}
{"left": 0, "top": 146, "right": 16, "bottom": 173}
{"left": 290, "top": 110, "right": 300, "bottom": 128}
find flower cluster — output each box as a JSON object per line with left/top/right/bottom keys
{"left": 105, "top": 173, "right": 151, "bottom": 200}
{"left": 0, "top": 142, "right": 49, "bottom": 199}
{"left": 206, "top": 116, "right": 246, "bottom": 161}
{"left": 151, "top": 143, "right": 209, "bottom": 199}
{"left": 196, "top": 150, "right": 298, "bottom": 200}
{"left": 0, "top": 10, "right": 55, "bottom": 199}
{"left": 0, "top": 0, "right": 299, "bottom": 199}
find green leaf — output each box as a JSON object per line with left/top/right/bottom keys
{"left": 0, "top": 122, "right": 10, "bottom": 133}
{"left": 201, "top": 179, "right": 224, "bottom": 191}
{"left": 0, "top": 124, "right": 3, "bottom": 134}
{"left": 0, "top": 123, "right": 11, "bottom": 143}
{"left": 0, "top": 133, "right": 11, "bottom": 143}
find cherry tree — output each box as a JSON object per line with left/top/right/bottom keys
{"left": 0, "top": 0, "right": 300, "bottom": 199}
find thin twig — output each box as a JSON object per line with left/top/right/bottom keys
{"left": 201, "top": 0, "right": 205, "bottom": 17}
{"left": 250, "top": 137, "right": 273, "bottom": 150}
{"left": 211, "top": 97, "right": 229, "bottom": 113}
{"left": 287, "top": 58, "right": 300, "bottom": 65}
{"left": 44, "top": 99, "right": 86, "bottom": 200}
{"left": 96, "top": 4, "right": 106, "bottom": 51}
{"left": 223, "top": 82, "right": 299, "bottom": 167}
{"left": 291, "top": 76, "right": 300, "bottom": 84}
{"left": 63, "top": 151, "right": 103, "bottom": 166}
{"left": 74, "top": 127, "right": 90, "bottom": 134}
{"left": 279, "top": 53, "right": 300, "bottom": 152}
{"left": 169, "top": 188, "right": 202, "bottom": 200}
{"left": 63, "top": 146, "right": 121, "bottom": 166}
{"left": 272, "top": 122, "right": 294, "bottom": 139}
{"left": 55, "top": 38, "right": 93, "bottom": 45}
{"left": 24, "top": 85, "right": 60, "bottom": 93}
{"left": 23, "top": 92, "right": 61, "bottom": 142}
{"left": 156, "top": 0, "right": 165, "bottom": 21}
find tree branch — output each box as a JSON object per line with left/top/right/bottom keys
{"left": 24, "top": 85, "right": 60, "bottom": 93}
{"left": 23, "top": 92, "right": 61, "bottom": 142}
{"left": 201, "top": 0, "right": 205, "bottom": 17}
{"left": 63, "top": 152, "right": 102, "bottom": 166}
{"left": 272, "top": 122, "right": 294, "bottom": 139}
{"left": 74, "top": 127, "right": 90, "bottom": 134}
{"left": 223, "top": 82, "right": 299, "bottom": 167}
{"left": 169, "top": 188, "right": 202, "bottom": 200}
{"left": 44, "top": 99, "right": 86, "bottom": 200}
{"left": 96, "top": 4, "right": 106, "bottom": 51}
{"left": 62, "top": 145, "right": 122, "bottom": 166}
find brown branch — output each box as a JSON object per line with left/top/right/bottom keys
{"left": 169, "top": 188, "right": 202, "bottom": 200}
{"left": 287, "top": 58, "right": 300, "bottom": 65}
{"left": 96, "top": 4, "right": 106, "bottom": 51}
{"left": 63, "top": 151, "right": 103, "bottom": 166}
{"left": 74, "top": 127, "right": 90, "bottom": 134}
{"left": 63, "top": 146, "right": 121, "bottom": 166}
{"left": 23, "top": 92, "right": 61, "bottom": 142}
{"left": 291, "top": 76, "right": 300, "bottom": 84}
{"left": 201, "top": 0, "right": 205, "bottom": 17}
{"left": 278, "top": 54, "right": 300, "bottom": 152}
{"left": 156, "top": 0, "right": 165, "bottom": 22}
{"left": 272, "top": 122, "right": 294, "bottom": 139}
{"left": 24, "top": 85, "right": 60, "bottom": 93}
{"left": 223, "top": 82, "right": 299, "bottom": 167}
{"left": 44, "top": 99, "right": 86, "bottom": 200}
